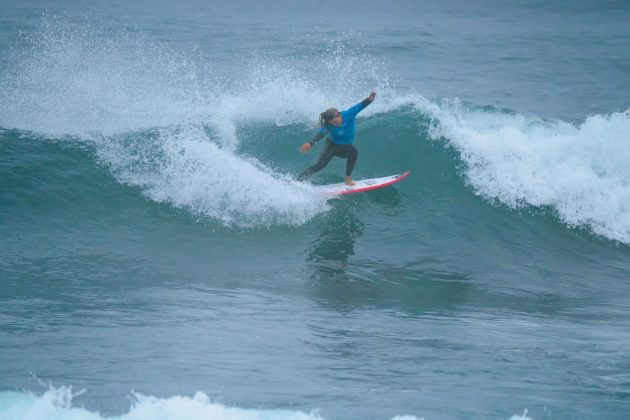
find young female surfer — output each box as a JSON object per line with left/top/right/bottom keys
{"left": 298, "top": 91, "right": 376, "bottom": 186}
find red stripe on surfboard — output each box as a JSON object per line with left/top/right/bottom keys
{"left": 337, "top": 170, "right": 411, "bottom": 195}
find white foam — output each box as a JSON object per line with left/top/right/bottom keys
{"left": 96, "top": 124, "right": 328, "bottom": 227}
{"left": 0, "top": 388, "right": 534, "bottom": 420}
{"left": 508, "top": 409, "right": 533, "bottom": 420}
{"left": 0, "top": 388, "right": 326, "bottom": 420}
{"left": 415, "top": 97, "right": 630, "bottom": 243}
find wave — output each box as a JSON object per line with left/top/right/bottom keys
{"left": 0, "top": 386, "right": 541, "bottom": 420}
{"left": 415, "top": 98, "right": 630, "bottom": 243}
{"left": 1, "top": 16, "right": 629, "bottom": 243}
{"left": 0, "top": 386, "right": 426, "bottom": 420}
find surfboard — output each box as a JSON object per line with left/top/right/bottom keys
{"left": 315, "top": 171, "right": 410, "bottom": 197}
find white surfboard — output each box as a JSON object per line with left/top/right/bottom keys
{"left": 315, "top": 171, "right": 410, "bottom": 197}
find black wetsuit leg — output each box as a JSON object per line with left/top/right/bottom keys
{"left": 297, "top": 140, "right": 336, "bottom": 180}
{"left": 298, "top": 141, "right": 359, "bottom": 180}
{"left": 341, "top": 144, "right": 358, "bottom": 176}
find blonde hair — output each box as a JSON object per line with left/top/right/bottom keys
{"left": 319, "top": 108, "right": 338, "bottom": 127}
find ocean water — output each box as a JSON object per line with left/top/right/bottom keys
{"left": 1, "top": 1, "right": 630, "bottom": 419}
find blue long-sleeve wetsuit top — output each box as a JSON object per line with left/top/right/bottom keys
{"left": 318, "top": 101, "right": 367, "bottom": 145}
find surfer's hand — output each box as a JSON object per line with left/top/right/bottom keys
{"left": 368, "top": 91, "right": 376, "bottom": 102}
{"left": 300, "top": 143, "right": 312, "bottom": 153}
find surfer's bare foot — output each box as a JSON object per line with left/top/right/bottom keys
{"left": 344, "top": 176, "right": 356, "bottom": 186}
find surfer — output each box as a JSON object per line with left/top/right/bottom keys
{"left": 298, "top": 91, "right": 376, "bottom": 186}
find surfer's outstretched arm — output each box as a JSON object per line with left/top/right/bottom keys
{"left": 363, "top": 90, "right": 377, "bottom": 107}
{"left": 345, "top": 91, "right": 377, "bottom": 118}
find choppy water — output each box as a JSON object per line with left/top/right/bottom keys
{"left": 1, "top": 1, "right": 630, "bottom": 419}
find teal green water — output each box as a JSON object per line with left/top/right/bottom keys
{"left": 1, "top": 2, "right": 630, "bottom": 419}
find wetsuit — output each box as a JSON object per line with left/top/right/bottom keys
{"left": 298, "top": 96, "right": 372, "bottom": 181}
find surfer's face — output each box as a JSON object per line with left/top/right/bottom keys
{"left": 329, "top": 112, "right": 342, "bottom": 126}
{"left": 321, "top": 108, "right": 342, "bottom": 127}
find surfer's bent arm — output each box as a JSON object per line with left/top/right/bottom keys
{"left": 308, "top": 131, "right": 325, "bottom": 146}
{"left": 299, "top": 131, "right": 324, "bottom": 153}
